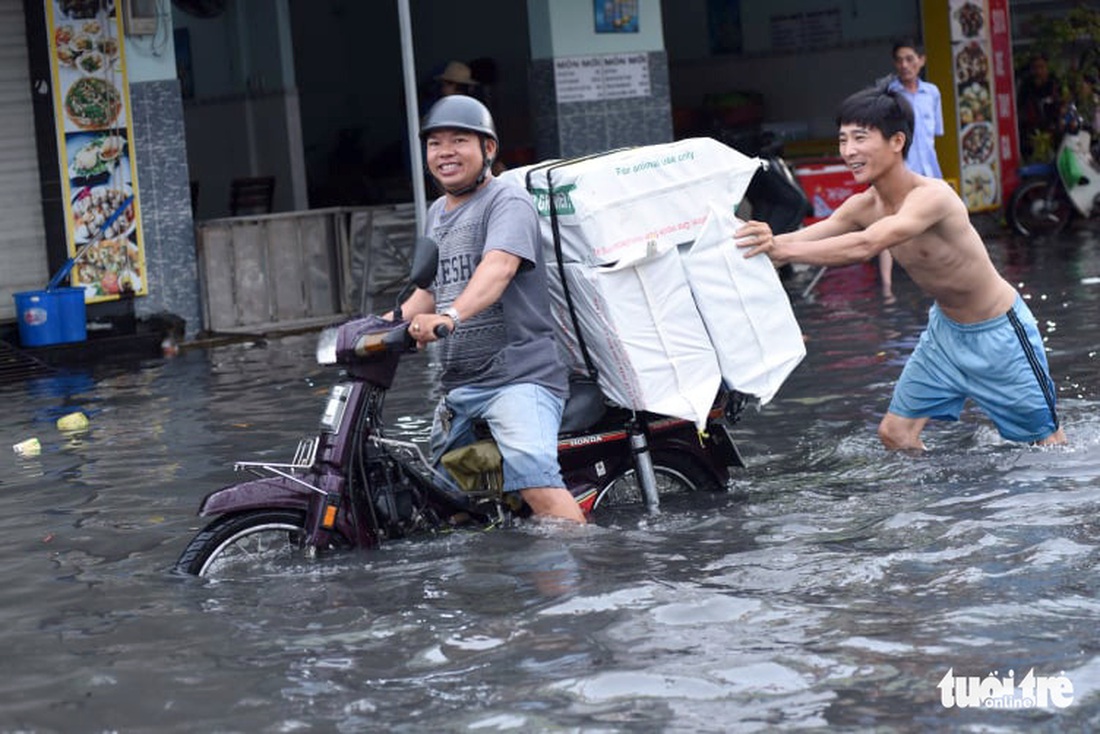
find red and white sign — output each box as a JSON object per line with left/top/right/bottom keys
{"left": 987, "top": 0, "right": 1020, "bottom": 197}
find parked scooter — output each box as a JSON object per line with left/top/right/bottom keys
{"left": 742, "top": 132, "right": 816, "bottom": 289}
{"left": 744, "top": 133, "right": 814, "bottom": 243}
{"left": 175, "top": 237, "right": 747, "bottom": 578}
{"left": 1007, "top": 103, "right": 1100, "bottom": 236}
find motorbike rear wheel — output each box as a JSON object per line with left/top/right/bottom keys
{"left": 175, "top": 509, "right": 309, "bottom": 577}
{"left": 1006, "top": 178, "right": 1074, "bottom": 237}
{"left": 593, "top": 453, "right": 723, "bottom": 511}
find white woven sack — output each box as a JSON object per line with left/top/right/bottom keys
{"left": 513, "top": 139, "right": 761, "bottom": 267}
{"left": 682, "top": 203, "right": 806, "bottom": 404}
{"left": 548, "top": 249, "right": 722, "bottom": 429}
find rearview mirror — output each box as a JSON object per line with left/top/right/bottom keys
{"left": 393, "top": 236, "right": 439, "bottom": 321}
{"left": 409, "top": 236, "right": 439, "bottom": 290}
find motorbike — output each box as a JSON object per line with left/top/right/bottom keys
{"left": 742, "top": 131, "right": 820, "bottom": 293}
{"left": 744, "top": 132, "right": 814, "bottom": 243}
{"left": 1007, "top": 102, "right": 1100, "bottom": 236}
{"left": 175, "top": 237, "right": 747, "bottom": 578}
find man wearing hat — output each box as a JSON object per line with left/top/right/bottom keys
{"left": 435, "top": 60, "right": 479, "bottom": 98}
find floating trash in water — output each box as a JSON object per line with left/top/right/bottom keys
{"left": 1082, "top": 277, "right": 1100, "bottom": 286}
{"left": 56, "top": 411, "right": 89, "bottom": 432}
{"left": 12, "top": 437, "right": 41, "bottom": 456}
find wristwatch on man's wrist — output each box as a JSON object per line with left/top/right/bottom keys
{"left": 442, "top": 306, "right": 461, "bottom": 328}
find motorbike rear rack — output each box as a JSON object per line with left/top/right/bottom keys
{"left": 232, "top": 437, "right": 327, "bottom": 495}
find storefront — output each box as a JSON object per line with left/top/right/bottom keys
{"left": 665, "top": 0, "right": 1077, "bottom": 216}
{"left": 1, "top": 0, "right": 1087, "bottom": 339}
{"left": 2, "top": 0, "right": 198, "bottom": 339}
{"left": 0, "top": 0, "right": 50, "bottom": 322}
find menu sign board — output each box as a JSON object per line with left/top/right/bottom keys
{"left": 45, "top": 0, "right": 146, "bottom": 302}
{"left": 949, "top": 0, "right": 1001, "bottom": 212}
{"left": 770, "top": 9, "right": 842, "bottom": 53}
{"left": 554, "top": 53, "right": 651, "bottom": 104}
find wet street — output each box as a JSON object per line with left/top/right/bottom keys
{"left": 2, "top": 222, "right": 1099, "bottom": 732}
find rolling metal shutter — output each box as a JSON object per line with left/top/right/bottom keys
{"left": 0, "top": 0, "right": 48, "bottom": 321}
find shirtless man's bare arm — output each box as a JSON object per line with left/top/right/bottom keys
{"left": 738, "top": 178, "right": 1016, "bottom": 322}
{"left": 738, "top": 181, "right": 947, "bottom": 266}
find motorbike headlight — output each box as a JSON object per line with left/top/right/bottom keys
{"left": 316, "top": 326, "right": 339, "bottom": 365}
{"left": 320, "top": 383, "right": 353, "bottom": 432}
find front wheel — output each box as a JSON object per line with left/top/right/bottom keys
{"left": 175, "top": 509, "right": 308, "bottom": 578}
{"left": 593, "top": 453, "right": 723, "bottom": 511}
{"left": 1006, "top": 178, "right": 1074, "bottom": 237}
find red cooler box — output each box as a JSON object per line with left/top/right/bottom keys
{"left": 792, "top": 157, "right": 867, "bottom": 226}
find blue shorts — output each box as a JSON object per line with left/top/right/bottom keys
{"left": 430, "top": 383, "right": 566, "bottom": 493}
{"left": 888, "top": 296, "right": 1060, "bottom": 442}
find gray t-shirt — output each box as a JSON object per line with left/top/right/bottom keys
{"left": 426, "top": 177, "right": 568, "bottom": 398}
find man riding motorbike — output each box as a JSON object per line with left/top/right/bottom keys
{"left": 394, "top": 95, "right": 586, "bottom": 524}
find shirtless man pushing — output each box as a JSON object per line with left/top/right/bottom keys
{"left": 737, "top": 86, "right": 1066, "bottom": 449}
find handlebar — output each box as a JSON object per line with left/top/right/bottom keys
{"left": 361, "top": 320, "right": 449, "bottom": 354}
{"left": 406, "top": 321, "right": 451, "bottom": 341}
{"left": 317, "top": 315, "right": 455, "bottom": 367}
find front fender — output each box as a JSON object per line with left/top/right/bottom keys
{"left": 197, "top": 476, "right": 314, "bottom": 517}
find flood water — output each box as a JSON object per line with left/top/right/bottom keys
{"left": 2, "top": 225, "right": 1099, "bottom": 732}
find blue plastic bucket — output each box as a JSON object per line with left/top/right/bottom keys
{"left": 12, "top": 288, "right": 87, "bottom": 347}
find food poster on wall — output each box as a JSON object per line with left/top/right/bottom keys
{"left": 949, "top": 0, "right": 1000, "bottom": 212}
{"left": 45, "top": 0, "right": 146, "bottom": 302}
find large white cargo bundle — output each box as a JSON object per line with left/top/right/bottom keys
{"left": 498, "top": 138, "right": 803, "bottom": 428}
{"left": 683, "top": 204, "right": 806, "bottom": 404}
{"left": 506, "top": 137, "right": 761, "bottom": 267}
{"left": 549, "top": 251, "right": 723, "bottom": 431}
